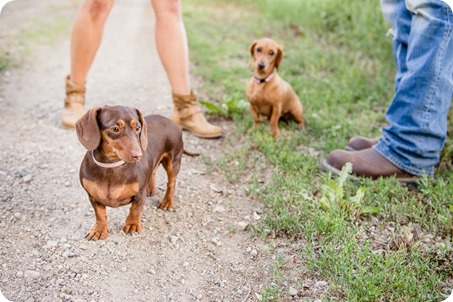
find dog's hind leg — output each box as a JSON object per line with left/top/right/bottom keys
{"left": 158, "top": 155, "right": 179, "bottom": 211}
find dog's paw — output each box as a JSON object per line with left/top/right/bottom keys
{"left": 123, "top": 220, "right": 142, "bottom": 234}
{"left": 158, "top": 199, "right": 174, "bottom": 211}
{"left": 271, "top": 128, "right": 280, "bottom": 137}
{"left": 86, "top": 224, "right": 109, "bottom": 241}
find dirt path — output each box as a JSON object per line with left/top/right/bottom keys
{"left": 0, "top": 1, "right": 288, "bottom": 301}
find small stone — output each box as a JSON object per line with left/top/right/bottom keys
{"left": 16, "top": 271, "right": 23, "bottom": 278}
{"left": 121, "top": 267, "right": 127, "bottom": 272}
{"left": 212, "top": 205, "right": 225, "bottom": 213}
{"left": 79, "top": 245, "right": 88, "bottom": 250}
{"left": 24, "top": 270, "right": 40, "bottom": 280}
{"left": 23, "top": 175, "right": 33, "bottom": 183}
{"left": 55, "top": 279, "right": 64, "bottom": 285}
{"left": 13, "top": 212, "right": 21, "bottom": 219}
{"left": 237, "top": 221, "right": 248, "bottom": 231}
{"left": 253, "top": 212, "right": 261, "bottom": 220}
{"left": 250, "top": 249, "right": 258, "bottom": 257}
{"left": 47, "top": 240, "right": 58, "bottom": 247}
{"left": 316, "top": 281, "right": 328, "bottom": 288}
{"left": 170, "top": 236, "right": 179, "bottom": 244}
{"left": 62, "top": 251, "right": 78, "bottom": 258}
{"left": 289, "top": 285, "right": 298, "bottom": 296}
{"left": 148, "top": 269, "right": 156, "bottom": 275}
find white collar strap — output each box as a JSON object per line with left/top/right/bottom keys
{"left": 91, "top": 151, "right": 125, "bottom": 168}
{"left": 252, "top": 72, "right": 274, "bottom": 84}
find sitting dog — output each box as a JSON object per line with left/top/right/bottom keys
{"left": 76, "top": 105, "right": 193, "bottom": 240}
{"left": 246, "top": 38, "right": 304, "bottom": 136}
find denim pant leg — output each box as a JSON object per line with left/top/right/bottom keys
{"left": 376, "top": 0, "right": 453, "bottom": 176}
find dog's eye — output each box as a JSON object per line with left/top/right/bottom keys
{"left": 256, "top": 47, "right": 262, "bottom": 53}
{"left": 269, "top": 50, "right": 275, "bottom": 56}
{"left": 111, "top": 126, "right": 120, "bottom": 133}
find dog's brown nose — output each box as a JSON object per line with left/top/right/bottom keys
{"left": 258, "top": 61, "right": 266, "bottom": 69}
{"left": 131, "top": 151, "right": 143, "bottom": 161}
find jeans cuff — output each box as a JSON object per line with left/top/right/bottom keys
{"left": 373, "top": 142, "right": 434, "bottom": 176}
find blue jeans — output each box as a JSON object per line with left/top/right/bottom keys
{"left": 375, "top": 0, "right": 453, "bottom": 176}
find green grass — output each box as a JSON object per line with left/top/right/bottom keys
{"left": 184, "top": 0, "right": 453, "bottom": 301}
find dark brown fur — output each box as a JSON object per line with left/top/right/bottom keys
{"left": 76, "top": 105, "right": 189, "bottom": 240}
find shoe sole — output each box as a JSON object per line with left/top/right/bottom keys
{"left": 320, "top": 159, "right": 420, "bottom": 185}
{"left": 181, "top": 127, "right": 223, "bottom": 139}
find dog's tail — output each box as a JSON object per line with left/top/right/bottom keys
{"left": 183, "top": 149, "right": 200, "bottom": 157}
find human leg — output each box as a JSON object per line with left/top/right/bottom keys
{"left": 323, "top": 0, "right": 453, "bottom": 179}
{"left": 62, "top": 0, "right": 114, "bottom": 128}
{"left": 151, "top": 0, "right": 223, "bottom": 138}
{"left": 375, "top": 0, "right": 453, "bottom": 176}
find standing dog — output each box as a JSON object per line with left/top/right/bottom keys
{"left": 76, "top": 105, "right": 191, "bottom": 240}
{"left": 246, "top": 38, "right": 304, "bottom": 136}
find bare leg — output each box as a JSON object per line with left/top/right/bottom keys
{"left": 70, "top": 0, "right": 114, "bottom": 85}
{"left": 151, "top": 0, "right": 190, "bottom": 95}
{"left": 62, "top": 0, "right": 114, "bottom": 128}
{"left": 151, "top": 0, "right": 223, "bottom": 138}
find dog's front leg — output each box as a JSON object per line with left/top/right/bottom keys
{"left": 123, "top": 193, "right": 145, "bottom": 234}
{"left": 270, "top": 104, "right": 282, "bottom": 137}
{"left": 86, "top": 197, "right": 110, "bottom": 241}
{"left": 250, "top": 104, "right": 261, "bottom": 127}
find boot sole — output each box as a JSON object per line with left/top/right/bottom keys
{"left": 181, "top": 127, "right": 223, "bottom": 139}
{"left": 320, "top": 159, "right": 420, "bottom": 185}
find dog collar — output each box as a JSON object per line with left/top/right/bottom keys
{"left": 91, "top": 151, "right": 125, "bottom": 168}
{"left": 253, "top": 72, "right": 274, "bottom": 84}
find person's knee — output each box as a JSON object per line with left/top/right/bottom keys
{"left": 152, "top": 0, "right": 181, "bottom": 19}
{"left": 83, "top": 0, "right": 114, "bottom": 19}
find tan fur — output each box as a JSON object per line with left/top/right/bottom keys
{"left": 246, "top": 38, "right": 304, "bottom": 136}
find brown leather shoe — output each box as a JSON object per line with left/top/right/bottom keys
{"left": 61, "top": 75, "right": 86, "bottom": 128}
{"left": 171, "top": 91, "right": 223, "bottom": 138}
{"left": 345, "top": 136, "right": 380, "bottom": 151}
{"left": 321, "top": 148, "right": 418, "bottom": 184}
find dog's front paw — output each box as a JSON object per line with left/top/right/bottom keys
{"left": 158, "top": 198, "right": 174, "bottom": 211}
{"left": 271, "top": 128, "right": 280, "bottom": 137}
{"left": 86, "top": 224, "right": 109, "bottom": 241}
{"left": 123, "top": 218, "right": 142, "bottom": 234}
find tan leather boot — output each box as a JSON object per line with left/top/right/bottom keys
{"left": 171, "top": 91, "right": 223, "bottom": 138}
{"left": 61, "top": 75, "right": 86, "bottom": 128}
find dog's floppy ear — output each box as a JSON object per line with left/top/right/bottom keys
{"left": 135, "top": 108, "right": 148, "bottom": 151}
{"left": 75, "top": 107, "right": 102, "bottom": 151}
{"left": 248, "top": 40, "right": 258, "bottom": 68}
{"left": 275, "top": 44, "right": 284, "bottom": 70}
